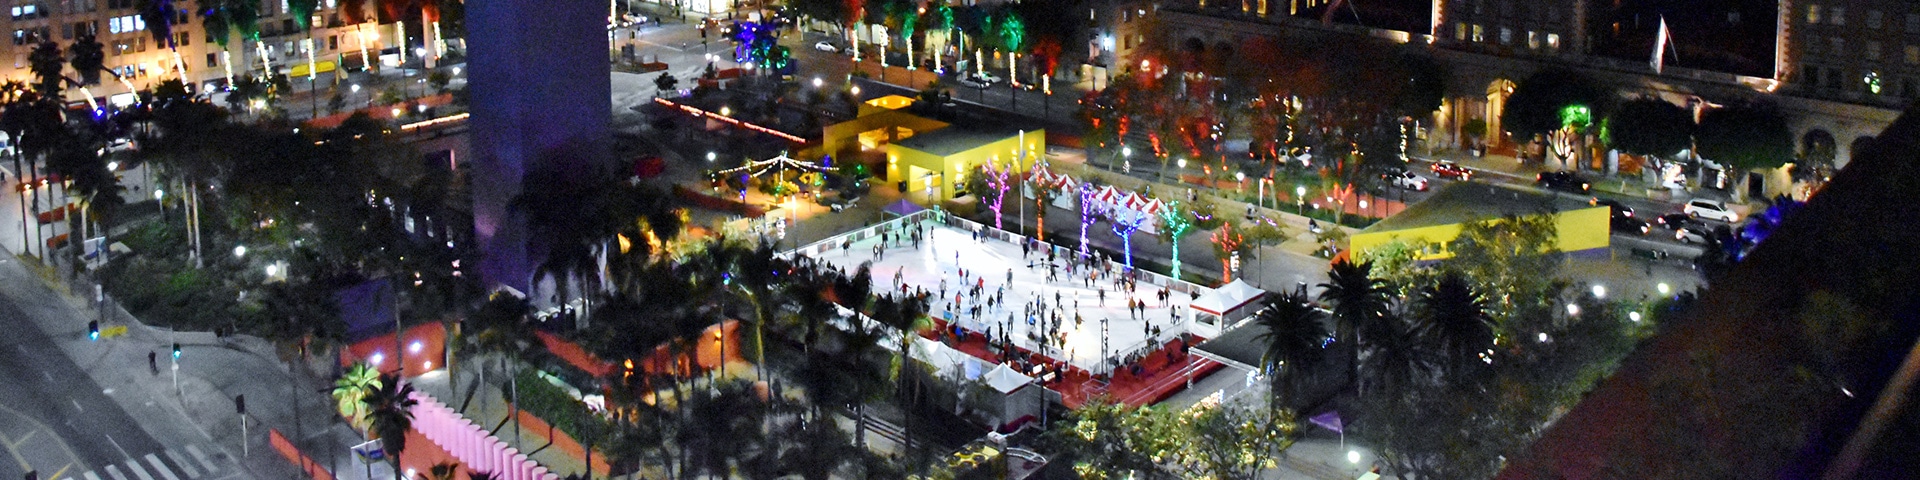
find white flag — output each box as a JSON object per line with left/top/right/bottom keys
{"left": 1651, "top": 16, "right": 1673, "bottom": 74}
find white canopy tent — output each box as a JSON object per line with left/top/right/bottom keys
{"left": 1188, "top": 279, "right": 1267, "bottom": 337}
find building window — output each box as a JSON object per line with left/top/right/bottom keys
{"left": 1831, "top": 6, "right": 1846, "bottom": 26}
{"left": 329, "top": 35, "right": 338, "bottom": 51}
{"left": 1471, "top": 24, "right": 1484, "bottom": 43}
{"left": 1806, "top": 4, "right": 1821, "bottom": 24}
{"left": 1832, "top": 37, "right": 1845, "bottom": 55}
{"left": 207, "top": 52, "right": 218, "bottom": 68}
{"left": 1547, "top": 33, "right": 1561, "bottom": 50}
{"left": 1499, "top": 27, "right": 1512, "bottom": 45}
{"left": 1908, "top": 13, "right": 1920, "bottom": 34}
{"left": 1868, "top": 41, "right": 1881, "bottom": 61}
{"left": 1904, "top": 78, "right": 1918, "bottom": 98}
{"left": 1455, "top": 22, "right": 1466, "bottom": 41}
{"left": 1802, "top": 65, "right": 1820, "bottom": 87}
{"left": 61, "top": 23, "right": 72, "bottom": 40}
{"left": 1907, "top": 45, "right": 1918, "bottom": 65}
{"left": 1867, "top": 10, "right": 1883, "bottom": 29}
{"left": 1527, "top": 30, "right": 1538, "bottom": 49}
{"left": 177, "top": 31, "right": 189, "bottom": 47}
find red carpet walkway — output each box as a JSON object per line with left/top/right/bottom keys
{"left": 924, "top": 319, "right": 1222, "bottom": 408}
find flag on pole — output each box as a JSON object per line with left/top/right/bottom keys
{"left": 1651, "top": 16, "right": 1675, "bottom": 74}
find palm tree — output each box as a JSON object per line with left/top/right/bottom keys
{"left": 679, "top": 379, "right": 767, "bottom": 478}
{"left": 1356, "top": 311, "right": 1429, "bottom": 397}
{"left": 136, "top": 0, "right": 186, "bottom": 79}
{"left": 1318, "top": 258, "right": 1394, "bottom": 387}
{"left": 363, "top": 372, "right": 419, "bottom": 480}
{"left": 464, "top": 292, "right": 534, "bottom": 415}
{"left": 420, "top": 462, "right": 457, "bottom": 480}
{"left": 1253, "top": 292, "right": 1327, "bottom": 412}
{"left": 1413, "top": 272, "right": 1494, "bottom": 381}
{"left": 199, "top": 0, "right": 261, "bottom": 86}
{"left": 333, "top": 362, "right": 382, "bottom": 429}
{"left": 868, "top": 293, "right": 929, "bottom": 469}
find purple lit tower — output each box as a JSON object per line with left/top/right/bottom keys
{"left": 466, "top": 0, "right": 611, "bottom": 294}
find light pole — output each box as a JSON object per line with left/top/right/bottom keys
{"left": 1296, "top": 185, "right": 1307, "bottom": 215}
{"left": 1119, "top": 145, "right": 1131, "bottom": 174}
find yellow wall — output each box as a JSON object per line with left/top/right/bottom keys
{"left": 887, "top": 129, "right": 1046, "bottom": 204}
{"left": 821, "top": 110, "right": 951, "bottom": 159}
{"left": 1347, "top": 206, "right": 1611, "bottom": 261}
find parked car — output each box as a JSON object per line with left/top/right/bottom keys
{"left": 959, "top": 75, "right": 993, "bottom": 89}
{"left": 1384, "top": 170, "right": 1430, "bottom": 191}
{"left": 813, "top": 41, "right": 839, "bottom": 52}
{"left": 972, "top": 71, "right": 1003, "bottom": 84}
{"left": 1611, "top": 215, "right": 1651, "bottom": 235}
{"left": 1683, "top": 199, "right": 1739, "bottom": 222}
{"left": 1429, "top": 161, "right": 1473, "bottom": 180}
{"left": 1535, "top": 171, "right": 1592, "bottom": 193}
{"left": 1590, "top": 198, "right": 1634, "bottom": 218}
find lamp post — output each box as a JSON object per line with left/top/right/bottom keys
{"left": 1120, "top": 145, "right": 1131, "bottom": 174}
{"left": 1296, "top": 185, "right": 1306, "bottom": 215}
{"left": 1176, "top": 157, "right": 1187, "bottom": 183}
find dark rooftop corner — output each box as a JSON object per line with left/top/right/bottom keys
{"left": 1498, "top": 102, "right": 1920, "bottom": 478}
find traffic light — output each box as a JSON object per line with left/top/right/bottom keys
{"left": 171, "top": 343, "right": 181, "bottom": 359}
{"left": 88, "top": 321, "right": 99, "bottom": 340}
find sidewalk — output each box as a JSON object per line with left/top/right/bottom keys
{"left": 1, "top": 248, "right": 416, "bottom": 480}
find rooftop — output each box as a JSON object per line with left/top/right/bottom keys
{"left": 893, "top": 126, "right": 1028, "bottom": 157}
{"left": 1365, "top": 181, "right": 1590, "bottom": 232}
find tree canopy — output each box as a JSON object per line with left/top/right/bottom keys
{"left": 1605, "top": 96, "right": 1693, "bottom": 159}
{"left": 1500, "top": 69, "right": 1612, "bottom": 140}
{"left": 1696, "top": 103, "right": 1794, "bottom": 171}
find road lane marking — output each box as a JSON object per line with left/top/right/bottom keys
{"left": 143, "top": 454, "right": 178, "bottom": 480}
{"left": 122, "top": 458, "right": 154, "bottom": 480}
{"left": 184, "top": 445, "right": 216, "bottom": 473}
{"left": 83, "top": 471, "right": 102, "bottom": 480}
{"left": 161, "top": 451, "right": 197, "bottom": 478}
{"left": 102, "top": 465, "right": 128, "bottom": 480}
{"left": 103, "top": 435, "right": 130, "bottom": 460}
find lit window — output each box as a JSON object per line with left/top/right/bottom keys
{"left": 1527, "top": 31, "right": 1538, "bottom": 49}
{"left": 1455, "top": 23, "right": 1466, "bottom": 41}
{"left": 1499, "top": 27, "right": 1512, "bottom": 45}
{"left": 1471, "top": 24, "right": 1484, "bottom": 42}
{"left": 1807, "top": 4, "right": 1821, "bottom": 24}
{"left": 1547, "top": 33, "right": 1561, "bottom": 50}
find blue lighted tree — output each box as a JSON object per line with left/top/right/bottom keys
{"left": 1077, "top": 183, "right": 1104, "bottom": 258}
{"left": 1110, "top": 205, "right": 1147, "bottom": 271}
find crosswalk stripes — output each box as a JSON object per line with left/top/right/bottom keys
{"left": 144, "top": 454, "right": 181, "bottom": 480}
{"left": 162, "top": 450, "right": 200, "bottom": 478}
{"left": 61, "top": 447, "right": 221, "bottom": 480}
{"left": 122, "top": 460, "right": 154, "bottom": 480}
{"left": 183, "top": 445, "right": 218, "bottom": 473}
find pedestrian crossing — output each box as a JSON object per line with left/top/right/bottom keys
{"left": 63, "top": 446, "right": 224, "bottom": 480}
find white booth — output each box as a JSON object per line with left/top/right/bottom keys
{"left": 1187, "top": 279, "right": 1267, "bottom": 338}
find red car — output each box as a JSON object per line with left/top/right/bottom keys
{"left": 1429, "top": 161, "right": 1473, "bottom": 180}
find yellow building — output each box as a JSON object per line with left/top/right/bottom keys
{"left": 822, "top": 94, "right": 1044, "bottom": 205}
{"left": 1347, "top": 182, "right": 1611, "bottom": 261}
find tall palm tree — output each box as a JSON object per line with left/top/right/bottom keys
{"left": 137, "top": 0, "right": 186, "bottom": 79}
{"left": 679, "top": 379, "right": 767, "bottom": 478}
{"left": 200, "top": 0, "right": 261, "bottom": 86}
{"left": 1253, "top": 292, "right": 1327, "bottom": 412}
{"left": 1318, "top": 258, "right": 1394, "bottom": 387}
{"left": 868, "top": 293, "right": 928, "bottom": 468}
{"left": 363, "top": 372, "right": 418, "bottom": 480}
{"left": 333, "top": 362, "right": 382, "bottom": 429}
{"left": 464, "top": 292, "right": 534, "bottom": 412}
{"left": 1356, "top": 311, "right": 1429, "bottom": 397}
{"left": 1414, "top": 272, "right": 1494, "bottom": 381}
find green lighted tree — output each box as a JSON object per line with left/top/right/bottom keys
{"left": 1156, "top": 199, "right": 1197, "bottom": 280}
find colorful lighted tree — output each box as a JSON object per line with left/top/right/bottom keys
{"left": 730, "top": 21, "right": 792, "bottom": 72}
{"left": 980, "top": 159, "right": 1012, "bottom": 230}
{"left": 1110, "top": 205, "right": 1148, "bottom": 270}
{"left": 1078, "top": 183, "right": 1104, "bottom": 258}
{"left": 1211, "top": 221, "right": 1244, "bottom": 283}
{"left": 1157, "top": 200, "right": 1196, "bottom": 280}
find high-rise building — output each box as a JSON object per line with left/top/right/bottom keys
{"left": 0, "top": 0, "right": 427, "bottom": 102}
{"left": 1786, "top": 1, "right": 1920, "bottom": 104}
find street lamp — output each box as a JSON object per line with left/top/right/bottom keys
{"left": 1591, "top": 284, "right": 1607, "bottom": 299}
{"left": 1120, "top": 145, "right": 1131, "bottom": 173}
{"left": 1656, "top": 282, "right": 1671, "bottom": 295}
{"left": 706, "top": 151, "right": 717, "bottom": 163}
{"left": 1235, "top": 171, "right": 1245, "bottom": 194}
{"left": 1296, "top": 185, "right": 1307, "bottom": 215}
{"left": 233, "top": 245, "right": 247, "bottom": 258}
{"left": 812, "top": 77, "right": 823, "bottom": 88}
